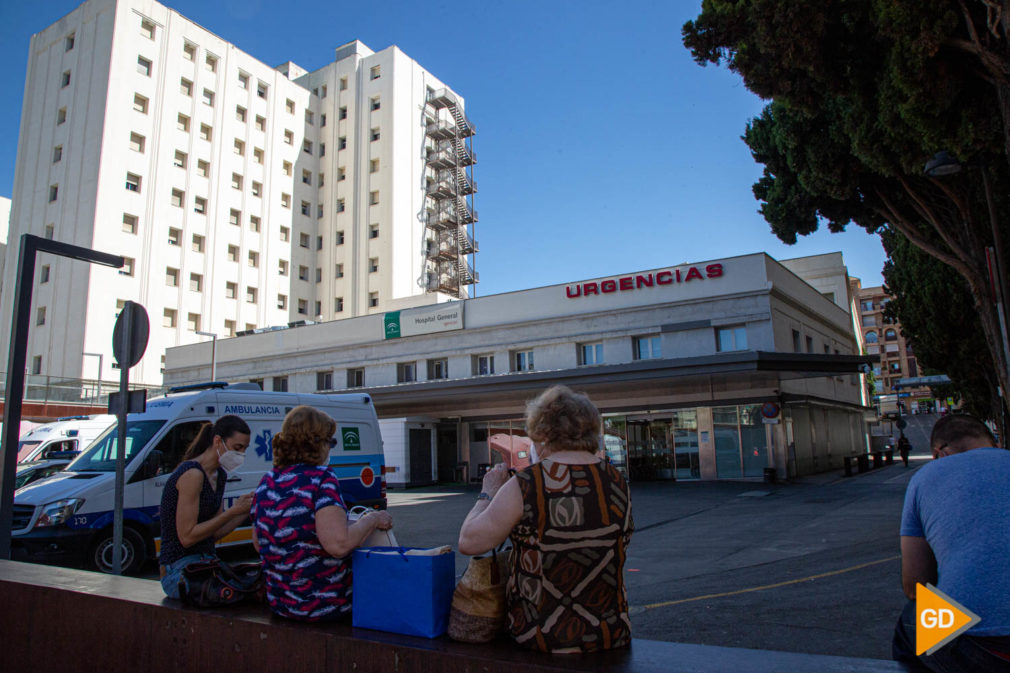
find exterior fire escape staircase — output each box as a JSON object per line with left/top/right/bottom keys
{"left": 424, "top": 88, "right": 478, "bottom": 298}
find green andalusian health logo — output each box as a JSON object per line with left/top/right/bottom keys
{"left": 341, "top": 426, "right": 361, "bottom": 451}
{"left": 384, "top": 311, "right": 401, "bottom": 339}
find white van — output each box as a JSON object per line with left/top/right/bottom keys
{"left": 16, "top": 415, "right": 116, "bottom": 463}
{"left": 11, "top": 383, "right": 386, "bottom": 574}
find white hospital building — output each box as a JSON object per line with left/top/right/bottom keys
{"left": 0, "top": 0, "right": 477, "bottom": 388}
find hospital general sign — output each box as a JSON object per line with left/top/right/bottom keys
{"left": 384, "top": 303, "right": 462, "bottom": 339}
{"left": 565, "top": 263, "right": 725, "bottom": 299}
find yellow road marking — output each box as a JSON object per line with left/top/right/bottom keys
{"left": 635, "top": 555, "right": 901, "bottom": 613}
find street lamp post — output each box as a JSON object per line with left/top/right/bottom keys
{"left": 83, "top": 351, "right": 103, "bottom": 404}
{"left": 195, "top": 331, "right": 218, "bottom": 382}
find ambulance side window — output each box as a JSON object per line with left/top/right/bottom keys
{"left": 152, "top": 420, "right": 211, "bottom": 475}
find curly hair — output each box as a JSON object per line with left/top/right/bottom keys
{"left": 525, "top": 385, "right": 601, "bottom": 453}
{"left": 271, "top": 405, "right": 337, "bottom": 467}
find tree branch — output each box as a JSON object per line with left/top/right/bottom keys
{"left": 896, "top": 175, "right": 974, "bottom": 263}
{"left": 872, "top": 192, "right": 970, "bottom": 275}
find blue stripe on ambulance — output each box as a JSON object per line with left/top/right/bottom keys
{"left": 328, "top": 453, "right": 382, "bottom": 506}
{"left": 66, "top": 504, "right": 161, "bottom": 531}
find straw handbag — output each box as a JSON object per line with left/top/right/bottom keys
{"left": 447, "top": 547, "right": 510, "bottom": 642}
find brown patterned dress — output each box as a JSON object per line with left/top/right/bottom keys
{"left": 507, "top": 458, "right": 633, "bottom": 653}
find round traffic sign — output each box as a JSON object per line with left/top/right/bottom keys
{"left": 112, "top": 301, "right": 150, "bottom": 369}
{"left": 896, "top": 418, "right": 908, "bottom": 430}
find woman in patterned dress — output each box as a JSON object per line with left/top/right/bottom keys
{"left": 251, "top": 405, "right": 393, "bottom": 622}
{"left": 458, "top": 385, "right": 634, "bottom": 653}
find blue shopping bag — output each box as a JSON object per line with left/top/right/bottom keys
{"left": 352, "top": 546, "right": 456, "bottom": 638}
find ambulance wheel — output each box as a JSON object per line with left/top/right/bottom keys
{"left": 90, "top": 527, "right": 146, "bottom": 575}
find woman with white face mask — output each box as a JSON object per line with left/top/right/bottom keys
{"left": 159, "top": 415, "right": 254, "bottom": 598}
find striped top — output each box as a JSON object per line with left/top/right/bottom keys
{"left": 507, "top": 458, "right": 633, "bottom": 653}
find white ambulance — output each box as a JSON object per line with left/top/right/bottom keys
{"left": 16, "top": 415, "right": 116, "bottom": 463}
{"left": 11, "top": 383, "right": 386, "bottom": 574}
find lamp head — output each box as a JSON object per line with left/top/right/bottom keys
{"left": 924, "top": 151, "right": 962, "bottom": 177}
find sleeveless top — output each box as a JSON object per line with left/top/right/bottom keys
{"left": 159, "top": 460, "right": 226, "bottom": 566}
{"left": 507, "top": 458, "right": 634, "bottom": 653}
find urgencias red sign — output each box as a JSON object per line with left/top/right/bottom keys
{"left": 565, "top": 264, "right": 724, "bottom": 299}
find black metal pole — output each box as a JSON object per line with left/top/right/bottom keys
{"left": 0, "top": 234, "right": 122, "bottom": 560}
{"left": 112, "top": 306, "right": 132, "bottom": 575}
{"left": 0, "top": 236, "right": 39, "bottom": 559}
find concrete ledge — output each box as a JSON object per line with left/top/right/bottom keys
{"left": 0, "top": 560, "right": 910, "bottom": 672}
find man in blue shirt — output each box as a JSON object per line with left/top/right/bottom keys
{"left": 892, "top": 414, "right": 1010, "bottom": 671}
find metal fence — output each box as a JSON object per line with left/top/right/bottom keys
{"left": 0, "top": 373, "right": 167, "bottom": 407}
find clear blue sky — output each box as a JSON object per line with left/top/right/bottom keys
{"left": 0, "top": 0, "right": 887, "bottom": 294}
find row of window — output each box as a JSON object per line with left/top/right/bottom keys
{"left": 790, "top": 329, "right": 839, "bottom": 355}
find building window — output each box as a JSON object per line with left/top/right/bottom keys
{"left": 283, "top": 130, "right": 293, "bottom": 146}
{"left": 189, "top": 273, "right": 203, "bottom": 292}
{"left": 248, "top": 251, "right": 259, "bottom": 268}
{"left": 370, "top": 97, "right": 381, "bottom": 111}
{"left": 177, "top": 113, "right": 190, "bottom": 132}
{"left": 302, "top": 169, "right": 312, "bottom": 185}
{"left": 321, "top": 85, "right": 327, "bottom": 98}
{"left": 163, "top": 308, "right": 177, "bottom": 328}
{"left": 140, "top": 18, "right": 156, "bottom": 40}
{"left": 305, "top": 110, "right": 314, "bottom": 125}
{"left": 61, "top": 70, "right": 71, "bottom": 87}
{"left": 122, "top": 214, "right": 138, "bottom": 234}
{"left": 317, "top": 204, "right": 324, "bottom": 219}
{"left": 338, "top": 136, "right": 347, "bottom": 150}
{"left": 253, "top": 147, "right": 264, "bottom": 164}
{"left": 317, "top": 371, "right": 333, "bottom": 390}
{"left": 277, "top": 294, "right": 287, "bottom": 310}
{"left": 225, "top": 281, "right": 237, "bottom": 299}
{"left": 298, "top": 265, "right": 309, "bottom": 281}
{"left": 133, "top": 94, "right": 148, "bottom": 113}
{"left": 369, "top": 258, "right": 378, "bottom": 273}
{"left": 339, "top": 106, "right": 347, "bottom": 120}
{"left": 197, "top": 160, "right": 209, "bottom": 177}
{"left": 231, "top": 173, "right": 243, "bottom": 190}
{"left": 278, "top": 259, "right": 289, "bottom": 275}
{"left": 340, "top": 76, "right": 348, "bottom": 91}
{"left": 792, "top": 329, "right": 801, "bottom": 353}
{"left": 205, "top": 54, "right": 217, "bottom": 72}
{"left": 236, "top": 105, "right": 247, "bottom": 122}
{"left": 174, "top": 150, "right": 187, "bottom": 168}
{"left": 246, "top": 287, "right": 258, "bottom": 304}
{"left": 57, "top": 107, "right": 67, "bottom": 125}
{"left": 184, "top": 42, "right": 196, "bottom": 61}
{"left": 192, "top": 234, "right": 204, "bottom": 252}
{"left": 65, "top": 33, "right": 75, "bottom": 51}
{"left": 298, "top": 233, "right": 310, "bottom": 249}
{"left": 137, "top": 57, "right": 152, "bottom": 77}
{"left": 369, "top": 292, "right": 378, "bottom": 308}
{"left": 44, "top": 224, "right": 54, "bottom": 239}
{"left": 281, "top": 193, "right": 291, "bottom": 209}
{"left": 370, "top": 65, "right": 381, "bottom": 80}
{"left": 285, "top": 99, "right": 295, "bottom": 114}
{"left": 186, "top": 313, "right": 201, "bottom": 332}
{"left": 193, "top": 196, "right": 206, "bottom": 214}
{"left": 336, "top": 167, "right": 346, "bottom": 182}
{"left": 303, "top": 140, "right": 313, "bottom": 155}
{"left": 335, "top": 263, "right": 344, "bottom": 278}
{"left": 120, "top": 257, "right": 135, "bottom": 276}
{"left": 336, "top": 230, "right": 345, "bottom": 245}
{"left": 370, "top": 128, "right": 380, "bottom": 141}
{"left": 250, "top": 215, "right": 261, "bottom": 232}
{"left": 129, "top": 133, "right": 145, "bottom": 153}
{"left": 320, "top": 113, "right": 327, "bottom": 127}
{"left": 251, "top": 181, "right": 262, "bottom": 197}
{"left": 48, "top": 184, "right": 58, "bottom": 202}
{"left": 31, "top": 356, "right": 42, "bottom": 376}
{"left": 368, "top": 224, "right": 379, "bottom": 239}
{"left": 280, "top": 226, "right": 290, "bottom": 242}
{"left": 40, "top": 265, "right": 50, "bottom": 284}
{"left": 865, "top": 331, "right": 879, "bottom": 344}
{"left": 36, "top": 306, "right": 46, "bottom": 326}
{"left": 180, "top": 78, "right": 193, "bottom": 96}
{"left": 125, "top": 173, "right": 141, "bottom": 192}
{"left": 225, "top": 320, "right": 236, "bottom": 337}
{"left": 716, "top": 326, "right": 747, "bottom": 352}
{"left": 297, "top": 299, "right": 307, "bottom": 315}
{"left": 578, "top": 342, "right": 603, "bottom": 366}
{"left": 199, "top": 124, "right": 212, "bottom": 141}
{"left": 336, "top": 198, "right": 345, "bottom": 213}
{"left": 165, "top": 267, "right": 179, "bottom": 286}
{"left": 227, "top": 245, "right": 238, "bottom": 262}
{"left": 427, "top": 358, "right": 448, "bottom": 380}
{"left": 370, "top": 159, "right": 379, "bottom": 173}
{"left": 397, "top": 362, "right": 416, "bottom": 383}
{"left": 257, "top": 81, "right": 268, "bottom": 98}
{"left": 52, "top": 145, "right": 63, "bottom": 163}
{"left": 255, "top": 115, "right": 266, "bottom": 131}
{"left": 335, "top": 297, "right": 344, "bottom": 312}
{"left": 513, "top": 350, "right": 534, "bottom": 372}
{"left": 633, "top": 335, "right": 662, "bottom": 360}
{"left": 347, "top": 368, "right": 365, "bottom": 388}
{"left": 168, "top": 228, "right": 181, "bottom": 246}
{"left": 473, "top": 354, "right": 494, "bottom": 376}
{"left": 315, "top": 267, "right": 322, "bottom": 283}
{"left": 234, "top": 139, "right": 245, "bottom": 156}
{"left": 885, "top": 328, "right": 898, "bottom": 341}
